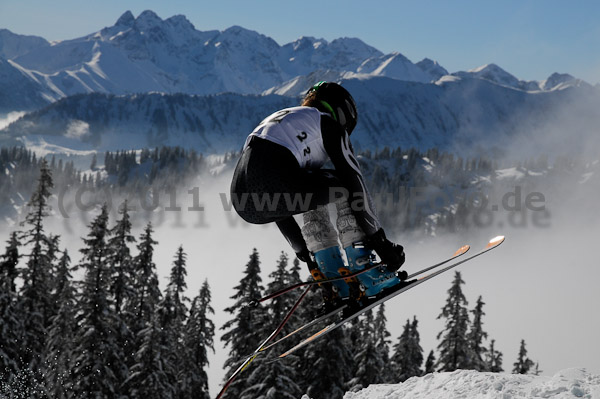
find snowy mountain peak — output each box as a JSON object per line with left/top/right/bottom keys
{"left": 541, "top": 72, "right": 577, "bottom": 91}
{"left": 468, "top": 63, "right": 520, "bottom": 86}
{"left": 115, "top": 10, "right": 135, "bottom": 27}
{"left": 416, "top": 58, "right": 449, "bottom": 80}
{"left": 135, "top": 10, "right": 163, "bottom": 28}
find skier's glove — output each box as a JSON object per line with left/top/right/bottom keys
{"left": 365, "top": 228, "right": 405, "bottom": 272}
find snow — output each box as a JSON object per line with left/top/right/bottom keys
{"left": 301, "top": 369, "right": 600, "bottom": 399}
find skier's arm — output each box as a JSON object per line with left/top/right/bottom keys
{"left": 321, "top": 116, "right": 406, "bottom": 270}
{"left": 320, "top": 116, "right": 381, "bottom": 236}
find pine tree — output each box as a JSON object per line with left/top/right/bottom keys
{"left": 44, "top": 250, "right": 77, "bottom": 398}
{"left": 19, "top": 160, "right": 57, "bottom": 371}
{"left": 436, "top": 271, "right": 471, "bottom": 371}
{"left": 0, "top": 232, "right": 22, "bottom": 381}
{"left": 71, "top": 205, "right": 127, "bottom": 398}
{"left": 390, "top": 316, "right": 423, "bottom": 382}
{"left": 486, "top": 339, "right": 504, "bottom": 372}
{"left": 512, "top": 339, "right": 535, "bottom": 374}
{"left": 303, "top": 326, "right": 352, "bottom": 399}
{"left": 126, "top": 223, "right": 162, "bottom": 338}
{"left": 424, "top": 350, "right": 436, "bottom": 375}
{"left": 220, "top": 249, "right": 266, "bottom": 399}
{"left": 158, "top": 246, "right": 190, "bottom": 398}
{"left": 181, "top": 280, "right": 215, "bottom": 399}
{"left": 108, "top": 201, "right": 136, "bottom": 316}
{"left": 467, "top": 296, "right": 488, "bottom": 371}
{"left": 348, "top": 310, "right": 386, "bottom": 391}
{"left": 374, "top": 304, "right": 393, "bottom": 383}
{"left": 242, "top": 252, "right": 301, "bottom": 399}
{"left": 107, "top": 202, "right": 137, "bottom": 375}
{"left": 126, "top": 313, "right": 176, "bottom": 399}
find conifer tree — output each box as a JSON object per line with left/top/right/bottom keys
{"left": 107, "top": 202, "right": 137, "bottom": 373}
{"left": 19, "top": 160, "right": 56, "bottom": 370}
{"left": 44, "top": 250, "right": 77, "bottom": 398}
{"left": 157, "top": 246, "right": 190, "bottom": 398}
{"left": 108, "top": 201, "right": 136, "bottom": 316}
{"left": 467, "top": 295, "right": 488, "bottom": 371}
{"left": 512, "top": 339, "right": 535, "bottom": 374}
{"left": 436, "top": 271, "right": 471, "bottom": 371}
{"left": 373, "top": 304, "right": 393, "bottom": 383}
{"left": 72, "top": 205, "right": 127, "bottom": 398}
{"left": 220, "top": 248, "right": 266, "bottom": 399}
{"left": 181, "top": 280, "right": 215, "bottom": 399}
{"left": 0, "top": 232, "right": 22, "bottom": 380}
{"left": 390, "top": 316, "right": 423, "bottom": 382}
{"left": 126, "top": 316, "right": 175, "bottom": 399}
{"left": 303, "top": 326, "right": 352, "bottom": 399}
{"left": 486, "top": 339, "right": 504, "bottom": 372}
{"left": 424, "top": 350, "right": 436, "bottom": 375}
{"left": 126, "top": 223, "right": 162, "bottom": 338}
{"left": 242, "top": 252, "right": 301, "bottom": 399}
{"left": 348, "top": 310, "right": 386, "bottom": 391}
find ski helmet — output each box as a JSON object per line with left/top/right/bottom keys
{"left": 306, "top": 81, "right": 358, "bottom": 134}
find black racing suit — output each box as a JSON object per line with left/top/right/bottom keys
{"left": 230, "top": 107, "right": 381, "bottom": 255}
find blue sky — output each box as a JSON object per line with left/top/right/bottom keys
{"left": 1, "top": 0, "right": 599, "bottom": 83}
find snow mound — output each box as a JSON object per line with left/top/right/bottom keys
{"left": 305, "top": 369, "right": 600, "bottom": 399}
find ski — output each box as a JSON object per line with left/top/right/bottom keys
{"left": 278, "top": 236, "right": 505, "bottom": 359}
{"left": 252, "top": 242, "right": 471, "bottom": 355}
{"left": 252, "top": 243, "right": 471, "bottom": 305}
{"left": 215, "top": 284, "right": 312, "bottom": 399}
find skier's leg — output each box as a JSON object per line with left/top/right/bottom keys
{"left": 300, "top": 206, "right": 350, "bottom": 306}
{"left": 336, "top": 199, "right": 401, "bottom": 301}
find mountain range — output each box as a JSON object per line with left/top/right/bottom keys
{"left": 1, "top": 10, "right": 599, "bottom": 156}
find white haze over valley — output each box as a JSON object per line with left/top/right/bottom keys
{"left": 2, "top": 150, "right": 599, "bottom": 397}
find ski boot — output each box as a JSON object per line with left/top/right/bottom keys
{"left": 336, "top": 199, "right": 402, "bottom": 308}
{"left": 301, "top": 206, "right": 351, "bottom": 313}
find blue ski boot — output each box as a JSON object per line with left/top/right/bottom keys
{"left": 335, "top": 199, "right": 401, "bottom": 305}
{"left": 344, "top": 243, "right": 401, "bottom": 301}
{"left": 301, "top": 206, "right": 351, "bottom": 312}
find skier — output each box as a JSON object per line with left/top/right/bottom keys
{"left": 230, "top": 81, "right": 405, "bottom": 310}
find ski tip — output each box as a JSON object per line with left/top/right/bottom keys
{"left": 453, "top": 245, "right": 470, "bottom": 257}
{"left": 486, "top": 235, "right": 505, "bottom": 249}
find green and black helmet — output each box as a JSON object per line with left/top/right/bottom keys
{"left": 306, "top": 81, "right": 358, "bottom": 134}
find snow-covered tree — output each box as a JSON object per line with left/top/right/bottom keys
{"left": 390, "top": 316, "right": 423, "bottom": 382}
{"left": 126, "top": 223, "right": 162, "bottom": 338}
{"left": 467, "top": 295, "right": 488, "bottom": 371}
{"left": 157, "top": 246, "right": 190, "bottom": 398}
{"left": 126, "top": 312, "right": 176, "bottom": 399}
{"left": 436, "top": 271, "right": 471, "bottom": 371}
{"left": 242, "top": 252, "right": 302, "bottom": 399}
{"left": 44, "top": 250, "right": 77, "bottom": 398}
{"left": 0, "top": 232, "right": 22, "bottom": 380}
{"left": 108, "top": 201, "right": 136, "bottom": 316}
{"left": 181, "top": 280, "right": 215, "bottom": 399}
{"left": 486, "top": 339, "right": 504, "bottom": 372}
{"left": 220, "top": 248, "right": 266, "bottom": 399}
{"left": 19, "top": 160, "right": 56, "bottom": 370}
{"left": 303, "top": 326, "right": 352, "bottom": 399}
{"left": 348, "top": 310, "right": 387, "bottom": 391}
{"left": 71, "top": 205, "right": 127, "bottom": 398}
{"left": 424, "top": 350, "right": 436, "bottom": 375}
{"left": 107, "top": 202, "right": 137, "bottom": 374}
{"left": 373, "top": 304, "right": 393, "bottom": 383}
{"left": 512, "top": 339, "right": 535, "bottom": 374}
